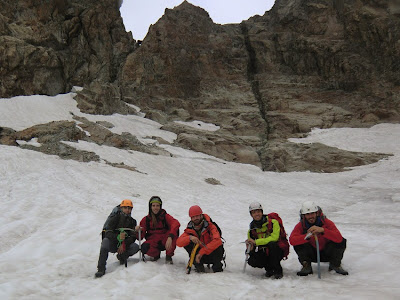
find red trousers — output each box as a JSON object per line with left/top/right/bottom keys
{"left": 142, "top": 233, "right": 177, "bottom": 258}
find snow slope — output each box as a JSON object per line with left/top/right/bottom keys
{"left": 0, "top": 93, "right": 399, "bottom": 299}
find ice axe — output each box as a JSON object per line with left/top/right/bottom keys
{"left": 116, "top": 229, "right": 128, "bottom": 267}
{"left": 314, "top": 234, "right": 321, "bottom": 279}
{"left": 305, "top": 232, "right": 321, "bottom": 279}
{"left": 138, "top": 228, "right": 146, "bottom": 262}
{"left": 123, "top": 242, "right": 127, "bottom": 268}
{"left": 186, "top": 244, "right": 200, "bottom": 274}
{"left": 243, "top": 243, "right": 252, "bottom": 273}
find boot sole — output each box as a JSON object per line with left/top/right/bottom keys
{"left": 297, "top": 272, "right": 313, "bottom": 276}
{"left": 329, "top": 267, "right": 348, "bottom": 275}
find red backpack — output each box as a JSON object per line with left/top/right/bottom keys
{"left": 266, "top": 212, "right": 290, "bottom": 260}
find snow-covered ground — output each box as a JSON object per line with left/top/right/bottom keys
{"left": 0, "top": 93, "right": 399, "bottom": 299}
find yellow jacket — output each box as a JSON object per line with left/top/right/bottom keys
{"left": 248, "top": 217, "right": 280, "bottom": 247}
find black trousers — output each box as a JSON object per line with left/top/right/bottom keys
{"left": 184, "top": 243, "right": 224, "bottom": 272}
{"left": 247, "top": 242, "right": 283, "bottom": 272}
{"left": 293, "top": 238, "right": 347, "bottom": 266}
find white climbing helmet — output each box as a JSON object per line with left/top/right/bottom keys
{"left": 300, "top": 201, "right": 319, "bottom": 214}
{"left": 249, "top": 202, "right": 263, "bottom": 212}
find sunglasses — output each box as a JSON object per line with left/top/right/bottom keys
{"left": 121, "top": 206, "right": 132, "bottom": 210}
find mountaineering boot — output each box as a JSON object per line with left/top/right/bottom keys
{"left": 117, "top": 254, "right": 125, "bottom": 265}
{"left": 165, "top": 255, "right": 173, "bottom": 264}
{"left": 95, "top": 268, "right": 105, "bottom": 278}
{"left": 297, "top": 261, "right": 313, "bottom": 276}
{"left": 145, "top": 254, "right": 160, "bottom": 262}
{"left": 153, "top": 254, "right": 161, "bottom": 261}
{"left": 194, "top": 263, "right": 205, "bottom": 273}
{"left": 329, "top": 264, "right": 349, "bottom": 275}
{"left": 212, "top": 261, "right": 223, "bottom": 273}
{"left": 274, "top": 267, "right": 283, "bottom": 279}
{"left": 273, "top": 262, "right": 283, "bottom": 279}
{"left": 265, "top": 269, "right": 274, "bottom": 278}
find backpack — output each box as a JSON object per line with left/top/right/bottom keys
{"left": 266, "top": 212, "right": 290, "bottom": 260}
{"left": 208, "top": 218, "right": 226, "bottom": 269}
{"left": 101, "top": 205, "right": 121, "bottom": 239}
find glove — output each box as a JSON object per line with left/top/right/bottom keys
{"left": 117, "top": 241, "right": 126, "bottom": 254}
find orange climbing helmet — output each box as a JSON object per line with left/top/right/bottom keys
{"left": 120, "top": 199, "right": 133, "bottom": 208}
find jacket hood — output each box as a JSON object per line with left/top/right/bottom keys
{"left": 148, "top": 196, "right": 163, "bottom": 215}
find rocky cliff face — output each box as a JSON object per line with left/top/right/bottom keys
{"left": 121, "top": 2, "right": 265, "bottom": 166}
{"left": 0, "top": 0, "right": 134, "bottom": 98}
{"left": 1, "top": 0, "right": 398, "bottom": 172}
{"left": 244, "top": 0, "right": 400, "bottom": 170}
{"left": 120, "top": 0, "right": 400, "bottom": 171}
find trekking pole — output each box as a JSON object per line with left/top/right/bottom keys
{"left": 243, "top": 243, "right": 252, "bottom": 273}
{"left": 186, "top": 244, "right": 200, "bottom": 274}
{"left": 314, "top": 234, "right": 321, "bottom": 279}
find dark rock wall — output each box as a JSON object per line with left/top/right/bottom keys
{"left": 0, "top": 0, "right": 134, "bottom": 97}
{"left": 1, "top": 0, "right": 398, "bottom": 172}
{"left": 119, "top": 1, "right": 399, "bottom": 171}
{"left": 121, "top": 2, "right": 250, "bottom": 109}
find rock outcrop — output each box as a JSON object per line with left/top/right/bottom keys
{"left": 1, "top": 0, "right": 398, "bottom": 172}
{"left": 0, "top": 0, "right": 134, "bottom": 98}
{"left": 121, "top": 2, "right": 268, "bottom": 168}
{"left": 120, "top": 0, "right": 399, "bottom": 171}
{"left": 0, "top": 115, "right": 171, "bottom": 164}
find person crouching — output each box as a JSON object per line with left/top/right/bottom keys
{"left": 177, "top": 205, "right": 224, "bottom": 273}
{"left": 95, "top": 199, "right": 139, "bottom": 277}
{"left": 138, "top": 196, "right": 180, "bottom": 264}
{"left": 246, "top": 202, "right": 284, "bottom": 279}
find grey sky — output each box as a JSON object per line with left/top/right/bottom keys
{"left": 120, "top": 0, "right": 275, "bottom": 40}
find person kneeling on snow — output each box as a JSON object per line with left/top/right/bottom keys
{"left": 246, "top": 202, "right": 284, "bottom": 279}
{"left": 177, "top": 205, "right": 224, "bottom": 273}
{"left": 95, "top": 199, "right": 139, "bottom": 278}
{"left": 289, "top": 201, "right": 348, "bottom": 276}
{"left": 138, "top": 196, "right": 180, "bottom": 263}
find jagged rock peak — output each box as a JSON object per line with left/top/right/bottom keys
{"left": 147, "top": 0, "right": 215, "bottom": 38}
{"left": 170, "top": 1, "right": 212, "bottom": 19}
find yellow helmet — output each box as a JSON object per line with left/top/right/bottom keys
{"left": 120, "top": 199, "right": 133, "bottom": 208}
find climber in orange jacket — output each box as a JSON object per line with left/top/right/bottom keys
{"left": 177, "top": 205, "right": 224, "bottom": 272}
